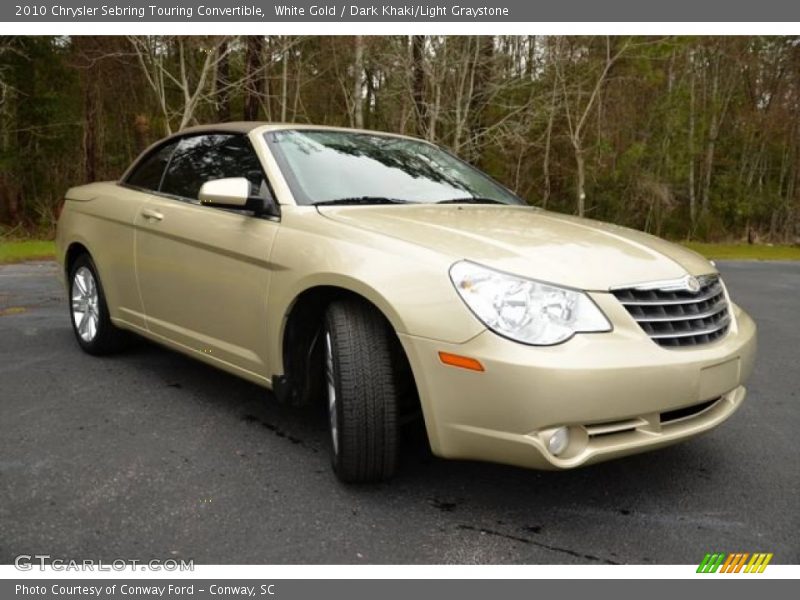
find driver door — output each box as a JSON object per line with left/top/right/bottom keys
{"left": 134, "top": 133, "right": 278, "bottom": 382}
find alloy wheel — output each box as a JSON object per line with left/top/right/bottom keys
{"left": 325, "top": 331, "right": 339, "bottom": 456}
{"left": 71, "top": 266, "right": 100, "bottom": 343}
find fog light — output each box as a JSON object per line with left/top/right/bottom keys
{"left": 548, "top": 427, "right": 570, "bottom": 456}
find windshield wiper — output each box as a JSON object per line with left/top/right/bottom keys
{"left": 435, "top": 197, "right": 505, "bottom": 205}
{"left": 312, "top": 196, "right": 412, "bottom": 206}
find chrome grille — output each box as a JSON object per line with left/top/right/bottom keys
{"left": 612, "top": 275, "right": 730, "bottom": 348}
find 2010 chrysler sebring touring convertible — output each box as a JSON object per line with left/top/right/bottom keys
{"left": 56, "top": 122, "right": 757, "bottom": 482}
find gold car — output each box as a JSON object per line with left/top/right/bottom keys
{"left": 56, "top": 123, "right": 757, "bottom": 482}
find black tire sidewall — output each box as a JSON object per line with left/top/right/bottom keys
{"left": 322, "top": 299, "right": 399, "bottom": 483}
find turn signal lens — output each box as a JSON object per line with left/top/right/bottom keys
{"left": 438, "top": 352, "right": 484, "bottom": 372}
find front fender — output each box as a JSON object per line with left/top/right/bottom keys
{"left": 265, "top": 208, "right": 486, "bottom": 376}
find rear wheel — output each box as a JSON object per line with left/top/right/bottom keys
{"left": 324, "top": 299, "right": 399, "bottom": 483}
{"left": 68, "top": 254, "right": 126, "bottom": 355}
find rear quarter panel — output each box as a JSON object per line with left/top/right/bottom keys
{"left": 57, "top": 182, "right": 147, "bottom": 329}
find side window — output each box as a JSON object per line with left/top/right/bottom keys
{"left": 125, "top": 141, "right": 179, "bottom": 191}
{"left": 160, "top": 134, "right": 268, "bottom": 202}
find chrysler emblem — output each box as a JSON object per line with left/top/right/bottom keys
{"left": 685, "top": 276, "right": 701, "bottom": 292}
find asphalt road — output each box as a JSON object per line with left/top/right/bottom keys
{"left": 0, "top": 260, "right": 798, "bottom": 565}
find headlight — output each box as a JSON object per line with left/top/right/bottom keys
{"left": 449, "top": 261, "right": 611, "bottom": 345}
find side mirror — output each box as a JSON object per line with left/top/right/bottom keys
{"left": 198, "top": 177, "right": 250, "bottom": 208}
{"left": 198, "top": 177, "right": 279, "bottom": 218}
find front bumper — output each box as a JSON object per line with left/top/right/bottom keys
{"left": 398, "top": 294, "right": 757, "bottom": 470}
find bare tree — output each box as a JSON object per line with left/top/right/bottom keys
{"left": 556, "top": 36, "right": 630, "bottom": 216}
{"left": 128, "top": 35, "right": 231, "bottom": 133}
{"left": 699, "top": 41, "right": 738, "bottom": 217}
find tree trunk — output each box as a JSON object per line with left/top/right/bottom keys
{"left": 280, "top": 40, "right": 289, "bottom": 122}
{"left": 467, "top": 35, "right": 494, "bottom": 166}
{"left": 82, "top": 82, "right": 99, "bottom": 182}
{"left": 452, "top": 37, "right": 472, "bottom": 151}
{"left": 216, "top": 40, "right": 230, "bottom": 122}
{"left": 291, "top": 49, "right": 301, "bottom": 121}
{"left": 575, "top": 145, "right": 586, "bottom": 217}
{"left": 688, "top": 49, "right": 697, "bottom": 229}
{"left": 352, "top": 35, "right": 364, "bottom": 129}
{"left": 429, "top": 78, "right": 441, "bottom": 142}
{"left": 542, "top": 64, "right": 558, "bottom": 209}
{"left": 426, "top": 38, "right": 445, "bottom": 142}
{"left": 701, "top": 131, "right": 717, "bottom": 216}
{"left": 263, "top": 37, "right": 273, "bottom": 121}
{"left": 364, "top": 67, "right": 375, "bottom": 129}
{"left": 700, "top": 48, "right": 735, "bottom": 217}
{"left": 244, "top": 36, "right": 264, "bottom": 121}
{"left": 411, "top": 35, "right": 427, "bottom": 138}
{"left": 526, "top": 35, "right": 535, "bottom": 79}
{"left": 10, "top": 39, "right": 34, "bottom": 225}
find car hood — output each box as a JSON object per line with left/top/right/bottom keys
{"left": 317, "top": 205, "right": 714, "bottom": 290}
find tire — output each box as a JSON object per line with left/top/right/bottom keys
{"left": 68, "top": 253, "right": 127, "bottom": 355}
{"left": 323, "top": 298, "right": 399, "bottom": 483}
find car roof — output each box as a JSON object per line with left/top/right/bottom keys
{"left": 121, "top": 122, "right": 427, "bottom": 182}
{"left": 179, "top": 121, "right": 266, "bottom": 135}
{"left": 179, "top": 122, "right": 421, "bottom": 142}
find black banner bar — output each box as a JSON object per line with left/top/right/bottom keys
{"left": 3, "top": 579, "right": 796, "bottom": 600}
{"left": 3, "top": 0, "right": 800, "bottom": 22}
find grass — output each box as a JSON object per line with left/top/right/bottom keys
{"left": 0, "top": 240, "right": 56, "bottom": 264}
{"left": 1, "top": 239, "right": 798, "bottom": 265}
{"left": 682, "top": 242, "right": 800, "bottom": 261}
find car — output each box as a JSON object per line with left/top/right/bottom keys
{"left": 56, "top": 122, "right": 757, "bottom": 483}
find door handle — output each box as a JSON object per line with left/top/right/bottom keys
{"left": 141, "top": 208, "right": 164, "bottom": 222}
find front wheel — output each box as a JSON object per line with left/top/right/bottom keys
{"left": 324, "top": 299, "right": 400, "bottom": 483}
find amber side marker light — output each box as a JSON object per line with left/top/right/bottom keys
{"left": 438, "top": 351, "right": 485, "bottom": 372}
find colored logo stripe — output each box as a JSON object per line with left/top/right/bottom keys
{"left": 721, "top": 553, "right": 748, "bottom": 573}
{"left": 697, "top": 553, "right": 773, "bottom": 573}
{"left": 745, "top": 553, "right": 773, "bottom": 573}
{"left": 697, "top": 553, "right": 725, "bottom": 573}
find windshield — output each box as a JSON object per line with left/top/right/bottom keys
{"left": 264, "top": 129, "right": 524, "bottom": 206}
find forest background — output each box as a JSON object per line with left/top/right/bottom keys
{"left": 1, "top": 35, "right": 798, "bottom": 248}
